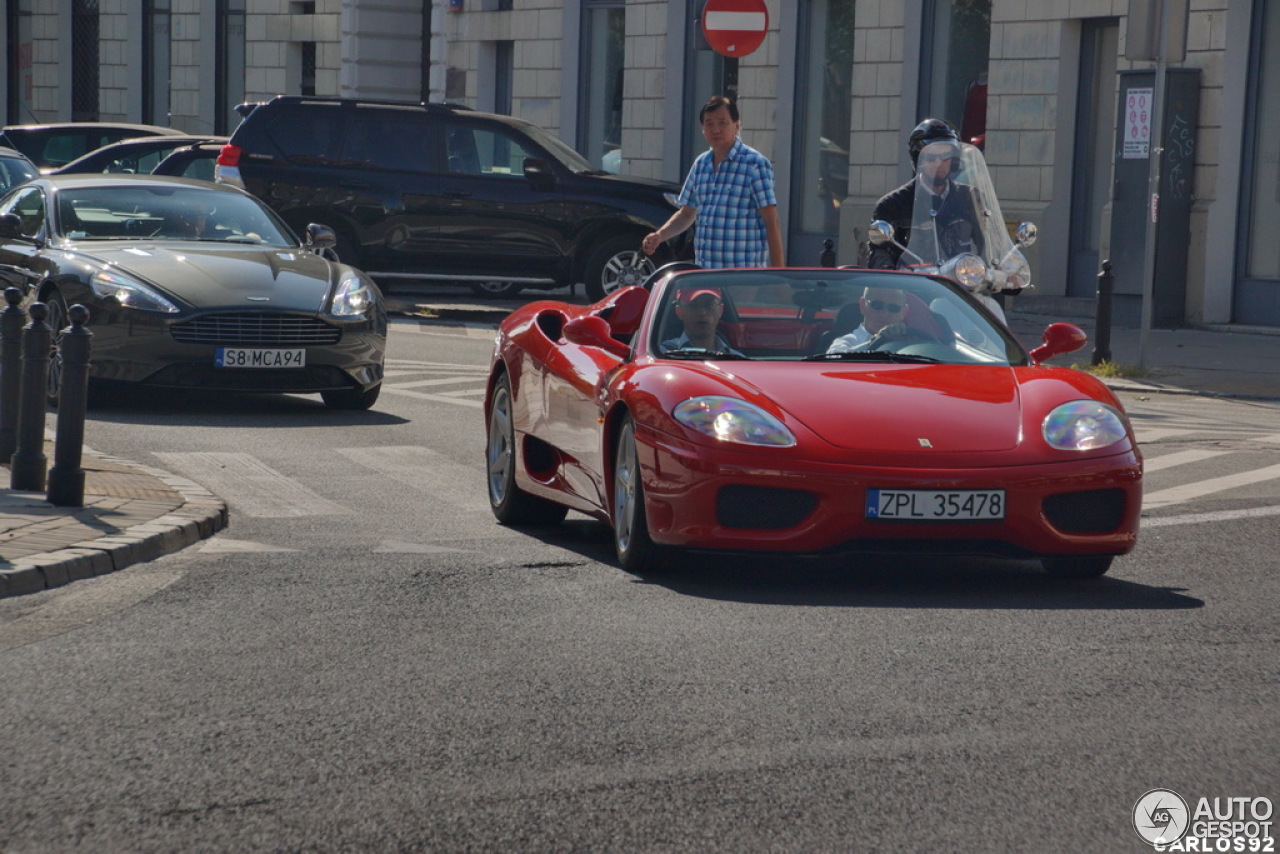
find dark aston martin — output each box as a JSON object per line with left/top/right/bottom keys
{"left": 0, "top": 174, "right": 386, "bottom": 409}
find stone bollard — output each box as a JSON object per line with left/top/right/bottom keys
{"left": 0, "top": 287, "right": 24, "bottom": 461}
{"left": 47, "top": 305, "right": 92, "bottom": 507}
{"left": 10, "top": 301, "right": 50, "bottom": 491}
{"left": 1092, "top": 260, "right": 1114, "bottom": 366}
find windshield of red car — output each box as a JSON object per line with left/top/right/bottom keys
{"left": 649, "top": 269, "right": 1025, "bottom": 366}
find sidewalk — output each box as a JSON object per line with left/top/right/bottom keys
{"left": 1, "top": 287, "right": 1274, "bottom": 599}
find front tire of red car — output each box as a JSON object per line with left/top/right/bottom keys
{"left": 613, "top": 415, "right": 665, "bottom": 573}
{"left": 1041, "top": 555, "right": 1113, "bottom": 578}
{"left": 486, "top": 373, "right": 568, "bottom": 526}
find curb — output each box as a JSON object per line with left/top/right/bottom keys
{"left": 0, "top": 451, "right": 229, "bottom": 599}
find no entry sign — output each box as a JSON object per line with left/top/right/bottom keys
{"left": 702, "top": 0, "right": 769, "bottom": 58}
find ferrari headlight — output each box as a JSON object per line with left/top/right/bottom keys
{"left": 90, "top": 268, "right": 179, "bottom": 313}
{"left": 1043, "top": 401, "right": 1129, "bottom": 451}
{"left": 941, "top": 253, "right": 988, "bottom": 291}
{"left": 673, "top": 396, "right": 796, "bottom": 447}
{"left": 330, "top": 273, "right": 373, "bottom": 317}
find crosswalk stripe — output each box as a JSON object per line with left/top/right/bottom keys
{"left": 1142, "top": 449, "right": 1231, "bottom": 472}
{"left": 153, "top": 452, "right": 347, "bottom": 517}
{"left": 337, "top": 446, "right": 490, "bottom": 512}
{"left": 1142, "top": 505, "right": 1280, "bottom": 528}
{"left": 379, "top": 386, "right": 484, "bottom": 407}
{"left": 1143, "top": 462, "right": 1280, "bottom": 510}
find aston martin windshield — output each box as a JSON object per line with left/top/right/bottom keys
{"left": 55, "top": 184, "right": 294, "bottom": 246}
{"left": 650, "top": 269, "right": 1025, "bottom": 365}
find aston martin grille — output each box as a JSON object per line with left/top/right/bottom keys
{"left": 171, "top": 313, "right": 341, "bottom": 345}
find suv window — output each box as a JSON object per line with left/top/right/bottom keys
{"left": 345, "top": 114, "right": 432, "bottom": 173}
{"left": 265, "top": 106, "right": 346, "bottom": 165}
{"left": 447, "top": 124, "right": 540, "bottom": 178}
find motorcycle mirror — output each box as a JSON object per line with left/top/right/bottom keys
{"left": 868, "top": 220, "right": 895, "bottom": 245}
{"left": 1016, "top": 222, "right": 1038, "bottom": 248}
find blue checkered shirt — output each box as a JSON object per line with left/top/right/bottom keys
{"left": 677, "top": 138, "right": 778, "bottom": 268}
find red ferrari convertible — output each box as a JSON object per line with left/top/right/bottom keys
{"left": 484, "top": 265, "right": 1142, "bottom": 577}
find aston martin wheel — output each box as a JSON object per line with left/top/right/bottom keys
{"left": 1042, "top": 555, "right": 1114, "bottom": 578}
{"left": 43, "top": 290, "right": 68, "bottom": 408}
{"left": 486, "top": 373, "right": 568, "bottom": 526}
{"left": 613, "top": 415, "right": 664, "bottom": 573}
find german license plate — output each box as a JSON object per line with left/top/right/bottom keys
{"left": 215, "top": 348, "right": 306, "bottom": 368}
{"left": 866, "top": 489, "right": 1005, "bottom": 521}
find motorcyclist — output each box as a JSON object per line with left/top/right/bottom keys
{"left": 866, "top": 118, "right": 984, "bottom": 270}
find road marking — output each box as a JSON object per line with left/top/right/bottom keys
{"left": 153, "top": 452, "right": 347, "bottom": 518}
{"left": 199, "top": 538, "right": 299, "bottom": 554}
{"left": 379, "top": 386, "right": 484, "bottom": 408}
{"left": 1142, "top": 448, "right": 1231, "bottom": 472}
{"left": 372, "top": 540, "right": 471, "bottom": 553}
{"left": 337, "top": 446, "right": 490, "bottom": 512}
{"left": 1143, "top": 462, "right": 1280, "bottom": 509}
{"left": 1143, "top": 504, "right": 1280, "bottom": 528}
{"left": 388, "top": 377, "right": 487, "bottom": 389}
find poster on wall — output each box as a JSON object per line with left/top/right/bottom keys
{"left": 1123, "top": 87, "right": 1153, "bottom": 159}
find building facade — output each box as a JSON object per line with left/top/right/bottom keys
{"left": 4, "top": 0, "right": 1277, "bottom": 327}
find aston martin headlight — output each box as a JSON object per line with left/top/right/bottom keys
{"left": 941, "top": 253, "right": 988, "bottom": 291}
{"left": 330, "top": 273, "right": 373, "bottom": 317}
{"left": 89, "top": 269, "right": 179, "bottom": 313}
{"left": 1043, "top": 401, "right": 1129, "bottom": 451}
{"left": 673, "top": 395, "right": 796, "bottom": 447}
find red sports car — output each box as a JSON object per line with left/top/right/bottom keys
{"left": 483, "top": 265, "right": 1142, "bottom": 577}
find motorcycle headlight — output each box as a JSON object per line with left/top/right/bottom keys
{"left": 1043, "top": 401, "right": 1129, "bottom": 451}
{"left": 673, "top": 395, "right": 796, "bottom": 447}
{"left": 90, "top": 268, "right": 179, "bottom": 313}
{"left": 942, "top": 253, "right": 988, "bottom": 291}
{"left": 330, "top": 273, "right": 373, "bottom": 317}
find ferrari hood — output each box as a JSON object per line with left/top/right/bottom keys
{"left": 89, "top": 244, "right": 337, "bottom": 313}
{"left": 708, "top": 362, "right": 1025, "bottom": 453}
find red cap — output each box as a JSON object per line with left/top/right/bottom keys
{"left": 676, "top": 287, "right": 723, "bottom": 304}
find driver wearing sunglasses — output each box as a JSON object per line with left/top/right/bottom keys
{"left": 826, "top": 286, "right": 912, "bottom": 353}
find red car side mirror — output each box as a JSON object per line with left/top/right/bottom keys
{"left": 1028, "top": 322, "right": 1087, "bottom": 365}
{"left": 563, "top": 314, "right": 630, "bottom": 359}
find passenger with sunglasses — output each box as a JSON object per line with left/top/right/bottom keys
{"left": 864, "top": 118, "right": 984, "bottom": 270}
{"left": 826, "top": 286, "right": 913, "bottom": 353}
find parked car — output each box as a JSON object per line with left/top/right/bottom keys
{"left": 484, "top": 264, "right": 1143, "bottom": 576}
{"left": 0, "top": 146, "right": 38, "bottom": 194}
{"left": 50, "top": 134, "right": 228, "bottom": 176}
{"left": 0, "top": 122, "right": 184, "bottom": 172}
{"left": 152, "top": 142, "right": 227, "bottom": 182}
{"left": 215, "top": 96, "right": 689, "bottom": 300}
{"left": 0, "top": 174, "right": 387, "bottom": 410}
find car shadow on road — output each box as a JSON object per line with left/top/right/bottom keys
{"left": 78, "top": 386, "right": 409, "bottom": 427}
{"left": 529, "top": 519, "right": 1203, "bottom": 611}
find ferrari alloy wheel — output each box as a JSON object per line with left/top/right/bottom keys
{"left": 486, "top": 373, "right": 568, "bottom": 526}
{"left": 613, "top": 415, "right": 662, "bottom": 573}
{"left": 1041, "top": 555, "right": 1113, "bottom": 578}
{"left": 584, "top": 236, "right": 656, "bottom": 302}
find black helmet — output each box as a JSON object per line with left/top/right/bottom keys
{"left": 908, "top": 118, "right": 959, "bottom": 166}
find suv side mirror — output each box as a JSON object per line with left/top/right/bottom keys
{"left": 304, "top": 223, "right": 337, "bottom": 254}
{"left": 0, "top": 213, "right": 22, "bottom": 238}
{"left": 523, "top": 158, "right": 555, "bottom": 191}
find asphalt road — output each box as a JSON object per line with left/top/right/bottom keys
{"left": 1, "top": 316, "right": 1277, "bottom": 852}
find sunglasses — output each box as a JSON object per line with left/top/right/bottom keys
{"left": 865, "top": 299, "right": 905, "bottom": 313}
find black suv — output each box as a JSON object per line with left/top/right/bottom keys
{"left": 216, "top": 97, "right": 688, "bottom": 299}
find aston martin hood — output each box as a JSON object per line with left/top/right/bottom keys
{"left": 90, "top": 244, "right": 338, "bottom": 313}
{"left": 714, "top": 362, "right": 1025, "bottom": 453}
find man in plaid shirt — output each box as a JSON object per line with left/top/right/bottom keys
{"left": 642, "top": 95, "right": 784, "bottom": 268}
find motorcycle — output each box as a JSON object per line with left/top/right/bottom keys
{"left": 868, "top": 139, "right": 1036, "bottom": 327}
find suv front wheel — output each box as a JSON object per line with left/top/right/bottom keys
{"left": 583, "top": 236, "right": 657, "bottom": 302}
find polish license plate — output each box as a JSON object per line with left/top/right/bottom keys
{"left": 866, "top": 489, "right": 1005, "bottom": 521}
{"left": 215, "top": 348, "right": 306, "bottom": 368}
